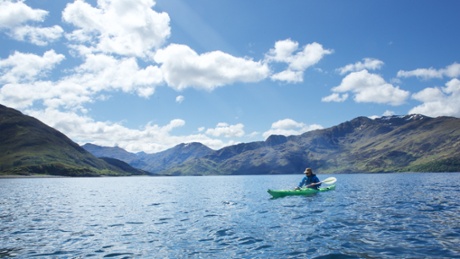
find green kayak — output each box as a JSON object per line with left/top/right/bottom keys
{"left": 268, "top": 184, "right": 336, "bottom": 198}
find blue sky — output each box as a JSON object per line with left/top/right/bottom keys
{"left": 1, "top": 0, "right": 459, "bottom": 153}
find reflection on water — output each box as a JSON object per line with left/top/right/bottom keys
{"left": 1, "top": 173, "right": 459, "bottom": 258}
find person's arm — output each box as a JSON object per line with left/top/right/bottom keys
{"left": 295, "top": 177, "right": 306, "bottom": 189}
{"left": 306, "top": 176, "right": 321, "bottom": 187}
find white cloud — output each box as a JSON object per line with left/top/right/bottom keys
{"left": 324, "top": 70, "right": 410, "bottom": 106}
{"left": 70, "top": 53, "right": 163, "bottom": 97}
{"left": 369, "top": 110, "right": 395, "bottom": 119}
{"left": 205, "top": 123, "right": 245, "bottom": 138}
{"left": 265, "top": 39, "right": 333, "bottom": 83}
{"left": 0, "top": 1, "right": 48, "bottom": 28}
{"left": 0, "top": 51, "right": 162, "bottom": 111}
{"left": 154, "top": 43, "right": 270, "bottom": 90}
{"left": 383, "top": 110, "right": 395, "bottom": 116}
{"left": 270, "top": 69, "right": 303, "bottom": 83}
{"left": 0, "top": 50, "right": 65, "bottom": 84}
{"left": 397, "top": 62, "right": 460, "bottom": 79}
{"left": 321, "top": 92, "right": 349, "bottom": 103}
{"left": 24, "top": 107, "right": 239, "bottom": 153}
{"left": 176, "top": 95, "right": 185, "bottom": 103}
{"left": 0, "top": 1, "right": 337, "bottom": 154}
{"left": 10, "top": 25, "right": 64, "bottom": 46}
{"left": 0, "top": 1, "right": 63, "bottom": 45}
{"left": 263, "top": 119, "right": 323, "bottom": 139}
{"left": 265, "top": 39, "right": 299, "bottom": 63}
{"left": 409, "top": 78, "right": 460, "bottom": 117}
{"left": 337, "top": 58, "right": 384, "bottom": 75}
{"left": 62, "top": 0, "right": 171, "bottom": 57}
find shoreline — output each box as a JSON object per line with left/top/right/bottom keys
{"left": 0, "top": 174, "right": 70, "bottom": 179}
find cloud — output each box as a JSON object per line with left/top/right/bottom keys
{"left": 266, "top": 39, "right": 333, "bottom": 83}
{"left": 62, "top": 0, "right": 171, "bottom": 57}
{"left": 70, "top": 54, "right": 163, "bottom": 97}
{"left": 154, "top": 43, "right": 270, "bottom": 90}
{"left": 337, "top": 58, "right": 384, "bottom": 75}
{"left": 205, "top": 123, "right": 245, "bottom": 138}
{"left": 409, "top": 78, "right": 460, "bottom": 117}
{"left": 0, "top": 0, "right": 63, "bottom": 45}
{"left": 10, "top": 25, "right": 64, "bottom": 46}
{"left": 24, "top": 107, "right": 242, "bottom": 153}
{"left": 321, "top": 92, "right": 349, "bottom": 103}
{"left": 176, "top": 95, "right": 185, "bottom": 103}
{"left": 0, "top": 0, "right": 336, "bottom": 154}
{"left": 0, "top": 1, "right": 48, "bottom": 28}
{"left": 397, "top": 62, "right": 460, "bottom": 79}
{"left": 270, "top": 69, "right": 303, "bottom": 83}
{"left": 323, "top": 70, "right": 410, "bottom": 106}
{"left": 263, "top": 119, "right": 323, "bottom": 139}
{"left": 369, "top": 110, "right": 395, "bottom": 119}
{"left": 0, "top": 50, "right": 162, "bottom": 111}
{"left": 0, "top": 50, "right": 65, "bottom": 84}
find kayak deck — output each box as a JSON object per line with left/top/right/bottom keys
{"left": 268, "top": 184, "right": 336, "bottom": 198}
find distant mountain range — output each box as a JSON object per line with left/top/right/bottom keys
{"left": 83, "top": 114, "right": 460, "bottom": 175}
{"left": 82, "top": 142, "right": 213, "bottom": 174}
{"left": 1, "top": 103, "right": 459, "bottom": 177}
{"left": 0, "top": 104, "right": 148, "bottom": 177}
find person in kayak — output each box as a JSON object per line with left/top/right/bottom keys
{"left": 295, "top": 168, "right": 321, "bottom": 190}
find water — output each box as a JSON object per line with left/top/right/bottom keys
{"left": 1, "top": 173, "right": 459, "bottom": 258}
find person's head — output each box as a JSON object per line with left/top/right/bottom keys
{"left": 304, "top": 168, "right": 313, "bottom": 176}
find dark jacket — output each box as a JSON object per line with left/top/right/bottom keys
{"left": 297, "top": 174, "right": 321, "bottom": 189}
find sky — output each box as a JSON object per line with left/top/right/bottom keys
{"left": 1, "top": 0, "right": 460, "bottom": 154}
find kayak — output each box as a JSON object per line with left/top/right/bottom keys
{"left": 268, "top": 184, "right": 336, "bottom": 198}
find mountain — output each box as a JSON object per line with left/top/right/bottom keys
{"left": 83, "top": 142, "right": 214, "bottom": 174}
{"left": 161, "top": 114, "right": 460, "bottom": 175}
{"left": 84, "top": 114, "right": 460, "bottom": 175}
{"left": 82, "top": 143, "right": 139, "bottom": 163}
{"left": 0, "top": 104, "right": 148, "bottom": 177}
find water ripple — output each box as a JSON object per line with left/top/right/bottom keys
{"left": 1, "top": 174, "right": 459, "bottom": 258}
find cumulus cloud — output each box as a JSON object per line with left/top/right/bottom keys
{"left": 24, "top": 107, "right": 240, "bottom": 153}
{"left": 323, "top": 70, "right": 410, "bottom": 106}
{"left": 0, "top": 50, "right": 65, "bottom": 84}
{"left": 10, "top": 25, "right": 64, "bottom": 46}
{"left": 62, "top": 0, "right": 171, "bottom": 57}
{"left": 321, "top": 92, "right": 349, "bottom": 103}
{"left": 176, "top": 95, "right": 185, "bottom": 103}
{"left": 0, "top": 1, "right": 48, "bottom": 28}
{"left": 409, "top": 78, "right": 460, "bottom": 117}
{"left": 337, "top": 58, "right": 384, "bottom": 75}
{"left": 0, "top": 0, "right": 336, "bottom": 153}
{"left": 266, "top": 39, "right": 333, "bottom": 83}
{"left": 263, "top": 119, "right": 323, "bottom": 139}
{"left": 270, "top": 69, "right": 303, "bottom": 83}
{"left": 0, "top": 0, "right": 63, "bottom": 45}
{"left": 154, "top": 44, "right": 270, "bottom": 90}
{"left": 70, "top": 54, "right": 163, "bottom": 97}
{"left": 0, "top": 51, "right": 162, "bottom": 111}
{"left": 205, "top": 123, "right": 245, "bottom": 138}
{"left": 397, "top": 62, "right": 460, "bottom": 79}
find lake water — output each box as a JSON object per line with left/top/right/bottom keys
{"left": 1, "top": 173, "right": 459, "bottom": 258}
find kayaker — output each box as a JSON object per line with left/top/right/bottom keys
{"left": 295, "top": 168, "right": 321, "bottom": 190}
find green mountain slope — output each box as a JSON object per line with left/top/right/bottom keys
{"left": 160, "top": 115, "right": 460, "bottom": 175}
{"left": 0, "top": 104, "right": 147, "bottom": 177}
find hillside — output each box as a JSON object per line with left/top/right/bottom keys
{"left": 0, "top": 104, "right": 148, "bottom": 177}
{"left": 85, "top": 114, "right": 460, "bottom": 175}
{"left": 159, "top": 115, "right": 460, "bottom": 175}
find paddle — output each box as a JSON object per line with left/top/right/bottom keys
{"left": 305, "top": 177, "right": 337, "bottom": 188}
{"left": 320, "top": 177, "right": 337, "bottom": 185}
